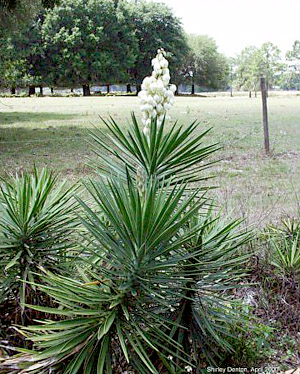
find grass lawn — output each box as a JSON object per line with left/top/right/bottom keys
{"left": 1, "top": 93, "right": 299, "bottom": 226}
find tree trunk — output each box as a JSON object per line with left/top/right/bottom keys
{"left": 191, "top": 84, "right": 195, "bottom": 95}
{"left": 82, "top": 84, "right": 90, "bottom": 96}
{"left": 71, "top": 88, "right": 74, "bottom": 93}
{"left": 11, "top": 87, "right": 16, "bottom": 95}
{"left": 136, "top": 84, "right": 141, "bottom": 94}
{"left": 51, "top": 87, "right": 54, "bottom": 94}
{"left": 39, "top": 86, "right": 43, "bottom": 95}
{"left": 28, "top": 86, "right": 36, "bottom": 96}
{"left": 255, "top": 90, "right": 257, "bottom": 98}
{"left": 106, "top": 84, "right": 110, "bottom": 94}
{"left": 126, "top": 84, "right": 131, "bottom": 93}
{"left": 249, "top": 90, "right": 252, "bottom": 98}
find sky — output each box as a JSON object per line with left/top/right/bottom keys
{"left": 152, "top": 0, "right": 300, "bottom": 57}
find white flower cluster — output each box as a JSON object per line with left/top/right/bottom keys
{"left": 138, "top": 48, "right": 176, "bottom": 137}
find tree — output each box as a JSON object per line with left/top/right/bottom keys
{"left": 233, "top": 43, "right": 284, "bottom": 95}
{"left": 0, "top": 0, "right": 61, "bottom": 95}
{"left": 285, "top": 40, "right": 300, "bottom": 90}
{"left": 0, "top": 37, "right": 26, "bottom": 93}
{"left": 126, "top": 0, "right": 189, "bottom": 92}
{"left": 41, "top": 0, "right": 137, "bottom": 95}
{"left": 256, "top": 42, "right": 284, "bottom": 90}
{"left": 228, "top": 57, "right": 236, "bottom": 96}
{"left": 233, "top": 46, "right": 259, "bottom": 95}
{"left": 180, "top": 34, "right": 229, "bottom": 93}
{"left": 0, "top": 14, "right": 48, "bottom": 95}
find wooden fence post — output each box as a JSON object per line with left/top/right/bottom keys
{"left": 260, "top": 77, "right": 270, "bottom": 155}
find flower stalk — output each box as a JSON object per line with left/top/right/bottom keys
{"left": 138, "top": 48, "right": 176, "bottom": 137}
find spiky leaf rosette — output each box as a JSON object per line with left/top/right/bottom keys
{"left": 160, "top": 208, "right": 252, "bottom": 368}
{"left": 0, "top": 167, "right": 79, "bottom": 311}
{"left": 266, "top": 219, "right": 300, "bottom": 278}
{"left": 0, "top": 176, "right": 209, "bottom": 373}
{"left": 90, "top": 114, "right": 219, "bottom": 187}
{"left": 1, "top": 171, "right": 251, "bottom": 373}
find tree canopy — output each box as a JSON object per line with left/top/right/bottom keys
{"left": 179, "top": 34, "right": 229, "bottom": 92}
{"left": 0, "top": 0, "right": 190, "bottom": 94}
{"left": 126, "top": 0, "right": 189, "bottom": 87}
{"left": 0, "top": 0, "right": 59, "bottom": 36}
{"left": 41, "top": 0, "right": 138, "bottom": 94}
{"left": 284, "top": 40, "right": 300, "bottom": 89}
{"left": 233, "top": 42, "right": 284, "bottom": 92}
{"left": 1, "top": 0, "right": 297, "bottom": 94}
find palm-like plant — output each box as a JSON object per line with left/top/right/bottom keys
{"left": 1, "top": 116, "right": 251, "bottom": 373}
{"left": 90, "top": 114, "right": 219, "bottom": 186}
{"left": 0, "top": 168, "right": 79, "bottom": 321}
{"left": 1, "top": 177, "right": 207, "bottom": 372}
{"left": 267, "top": 219, "right": 300, "bottom": 279}
{"left": 0, "top": 52, "right": 252, "bottom": 373}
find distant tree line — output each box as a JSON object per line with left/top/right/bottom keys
{"left": 1, "top": 0, "right": 298, "bottom": 96}
{"left": 231, "top": 41, "right": 300, "bottom": 95}
{"left": 0, "top": 0, "right": 230, "bottom": 95}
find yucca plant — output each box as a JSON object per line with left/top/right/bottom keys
{"left": 0, "top": 167, "right": 79, "bottom": 323}
{"left": 0, "top": 50, "right": 252, "bottom": 373}
{"left": 271, "top": 234, "right": 300, "bottom": 278}
{"left": 267, "top": 219, "right": 300, "bottom": 279}
{"left": 259, "top": 219, "right": 300, "bottom": 332}
{"left": 0, "top": 173, "right": 250, "bottom": 374}
{"left": 90, "top": 113, "right": 219, "bottom": 187}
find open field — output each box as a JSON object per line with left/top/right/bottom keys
{"left": 1, "top": 94, "right": 300, "bottom": 226}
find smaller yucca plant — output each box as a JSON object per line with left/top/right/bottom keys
{"left": 0, "top": 167, "right": 79, "bottom": 319}
{"left": 261, "top": 218, "right": 300, "bottom": 332}
{"left": 267, "top": 219, "right": 300, "bottom": 279}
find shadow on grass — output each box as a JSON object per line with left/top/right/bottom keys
{"left": 0, "top": 126, "right": 93, "bottom": 145}
{"left": 0, "top": 112, "right": 78, "bottom": 125}
{"left": 0, "top": 121, "right": 113, "bottom": 152}
{"left": 0, "top": 125, "right": 104, "bottom": 177}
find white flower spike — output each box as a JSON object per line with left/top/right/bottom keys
{"left": 138, "top": 48, "right": 176, "bottom": 137}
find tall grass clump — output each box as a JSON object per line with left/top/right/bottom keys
{"left": 0, "top": 50, "right": 252, "bottom": 373}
